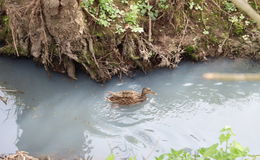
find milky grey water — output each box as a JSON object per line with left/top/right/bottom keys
{"left": 0, "top": 57, "right": 260, "bottom": 159}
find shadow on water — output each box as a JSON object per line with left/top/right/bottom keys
{"left": 0, "top": 57, "right": 260, "bottom": 159}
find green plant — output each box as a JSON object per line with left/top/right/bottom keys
{"left": 3, "top": 15, "right": 8, "bottom": 25}
{"left": 125, "top": 5, "right": 140, "bottom": 25}
{"left": 107, "top": 127, "right": 257, "bottom": 160}
{"left": 223, "top": 1, "right": 237, "bottom": 13}
{"left": 198, "top": 126, "right": 250, "bottom": 160}
{"left": 156, "top": 126, "right": 255, "bottom": 160}
{"left": 106, "top": 154, "right": 115, "bottom": 160}
{"left": 81, "top": 0, "right": 168, "bottom": 34}
{"left": 137, "top": 0, "right": 158, "bottom": 20}
{"left": 222, "top": 0, "right": 251, "bottom": 35}
{"left": 189, "top": 1, "right": 203, "bottom": 11}
{"left": 155, "top": 149, "right": 193, "bottom": 160}
{"left": 158, "top": 0, "right": 169, "bottom": 10}
{"left": 106, "top": 154, "right": 136, "bottom": 160}
{"left": 228, "top": 14, "right": 247, "bottom": 35}
{"left": 184, "top": 46, "right": 197, "bottom": 54}
{"left": 120, "top": 0, "right": 128, "bottom": 4}
{"left": 82, "top": 0, "right": 123, "bottom": 27}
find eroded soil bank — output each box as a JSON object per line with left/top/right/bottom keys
{"left": 0, "top": 0, "right": 260, "bottom": 82}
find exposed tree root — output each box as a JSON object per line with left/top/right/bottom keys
{"left": 1, "top": 0, "right": 260, "bottom": 82}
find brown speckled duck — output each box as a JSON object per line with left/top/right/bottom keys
{"left": 106, "top": 88, "right": 156, "bottom": 106}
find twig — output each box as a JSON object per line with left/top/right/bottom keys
{"left": 9, "top": 20, "right": 19, "bottom": 56}
{"left": 148, "top": 16, "right": 152, "bottom": 42}
{"left": 87, "top": 37, "right": 100, "bottom": 69}
{"left": 0, "top": 89, "right": 24, "bottom": 94}
{"left": 148, "top": 0, "right": 152, "bottom": 42}
{"left": 177, "top": 18, "right": 189, "bottom": 52}
{"left": 218, "top": 23, "right": 233, "bottom": 53}
{"left": 0, "top": 87, "right": 24, "bottom": 94}
{"left": 82, "top": 8, "right": 99, "bottom": 22}
{"left": 209, "top": 0, "right": 229, "bottom": 15}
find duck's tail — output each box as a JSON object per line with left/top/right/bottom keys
{"left": 105, "top": 92, "right": 113, "bottom": 102}
{"left": 107, "top": 91, "right": 115, "bottom": 95}
{"left": 105, "top": 97, "right": 112, "bottom": 102}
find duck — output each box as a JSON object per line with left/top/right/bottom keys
{"left": 106, "top": 88, "right": 157, "bottom": 106}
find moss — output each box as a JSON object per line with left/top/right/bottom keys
{"left": 208, "top": 34, "right": 220, "bottom": 44}
{"left": 0, "top": 45, "right": 17, "bottom": 56}
{"left": 0, "top": 45, "right": 28, "bottom": 56}
{"left": 184, "top": 45, "right": 200, "bottom": 61}
{"left": 49, "top": 43, "right": 59, "bottom": 56}
{"left": 0, "top": 12, "right": 13, "bottom": 48}
{"left": 93, "top": 43, "right": 106, "bottom": 56}
{"left": 185, "top": 45, "right": 196, "bottom": 54}
{"left": 0, "top": 1, "right": 4, "bottom": 11}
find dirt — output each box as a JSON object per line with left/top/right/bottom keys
{"left": 0, "top": 151, "right": 84, "bottom": 160}
{"left": 0, "top": 0, "right": 260, "bottom": 82}
{"left": 0, "top": 151, "right": 39, "bottom": 160}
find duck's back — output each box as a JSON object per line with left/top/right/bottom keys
{"left": 107, "top": 90, "right": 145, "bottom": 105}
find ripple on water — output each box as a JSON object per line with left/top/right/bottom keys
{"left": 1, "top": 58, "right": 260, "bottom": 158}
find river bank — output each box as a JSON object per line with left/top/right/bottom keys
{"left": 0, "top": 0, "right": 260, "bottom": 82}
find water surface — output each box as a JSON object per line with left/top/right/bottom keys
{"left": 0, "top": 57, "right": 260, "bottom": 159}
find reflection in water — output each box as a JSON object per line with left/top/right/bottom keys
{"left": 0, "top": 57, "right": 260, "bottom": 159}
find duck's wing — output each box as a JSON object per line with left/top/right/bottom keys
{"left": 120, "top": 90, "right": 140, "bottom": 97}
{"left": 107, "top": 91, "right": 123, "bottom": 97}
{"left": 108, "top": 90, "right": 139, "bottom": 98}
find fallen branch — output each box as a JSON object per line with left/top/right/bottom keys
{"left": 0, "top": 87, "right": 24, "bottom": 94}
{"left": 0, "top": 96, "right": 8, "bottom": 105}
{"left": 203, "top": 73, "right": 260, "bottom": 81}
{"left": 148, "top": 0, "right": 152, "bottom": 42}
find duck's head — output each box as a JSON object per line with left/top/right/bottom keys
{"left": 142, "top": 88, "right": 157, "bottom": 95}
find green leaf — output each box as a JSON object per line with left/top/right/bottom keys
{"left": 155, "top": 154, "right": 165, "bottom": 160}
{"left": 230, "top": 141, "right": 249, "bottom": 157}
{"left": 106, "top": 154, "right": 115, "bottom": 160}
{"left": 219, "top": 126, "right": 235, "bottom": 144}
{"left": 198, "top": 144, "right": 218, "bottom": 157}
{"left": 219, "top": 133, "right": 231, "bottom": 144}
{"left": 130, "top": 26, "right": 144, "bottom": 33}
